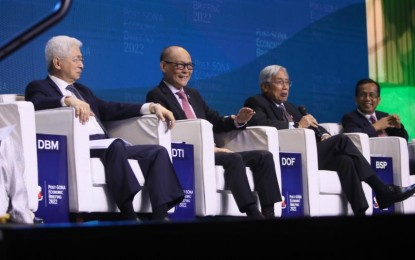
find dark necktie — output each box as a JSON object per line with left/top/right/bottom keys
{"left": 66, "top": 85, "right": 109, "bottom": 139}
{"left": 369, "top": 115, "right": 376, "bottom": 124}
{"left": 66, "top": 85, "right": 84, "bottom": 100}
{"left": 176, "top": 91, "right": 196, "bottom": 119}
{"left": 369, "top": 115, "right": 385, "bottom": 137}
{"left": 280, "top": 104, "right": 293, "bottom": 122}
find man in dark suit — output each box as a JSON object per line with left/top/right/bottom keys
{"left": 342, "top": 78, "right": 413, "bottom": 175}
{"left": 244, "top": 64, "right": 415, "bottom": 216}
{"left": 146, "top": 46, "right": 282, "bottom": 218}
{"left": 25, "top": 35, "right": 184, "bottom": 222}
{"left": 342, "top": 78, "right": 408, "bottom": 140}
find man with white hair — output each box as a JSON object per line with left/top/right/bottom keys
{"left": 244, "top": 64, "right": 415, "bottom": 216}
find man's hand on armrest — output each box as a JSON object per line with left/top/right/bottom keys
{"left": 64, "top": 96, "right": 91, "bottom": 124}
{"left": 150, "top": 103, "right": 175, "bottom": 129}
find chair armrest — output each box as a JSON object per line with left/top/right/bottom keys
{"left": 319, "top": 123, "right": 370, "bottom": 162}
{"left": 343, "top": 133, "right": 370, "bottom": 162}
{"left": 104, "top": 115, "right": 172, "bottom": 158}
{"left": 171, "top": 119, "right": 216, "bottom": 216}
{"left": 0, "top": 94, "right": 25, "bottom": 102}
{"left": 0, "top": 101, "right": 38, "bottom": 212}
{"left": 369, "top": 136, "right": 410, "bottom": 187}
{"left": 214, "top": 126, "right": 281, "bottom": 190}
{"left": 278, "top": 128, "right": 319, "bottom": 216}
{"left": 35, "top": 107, "right": 91, "bottom": 212}
{"left": 319, "top": 123, "right": 343, "bottom": 136}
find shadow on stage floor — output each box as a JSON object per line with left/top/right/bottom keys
{"left": 1, "top": 213, "right": 414, "bottom": 258}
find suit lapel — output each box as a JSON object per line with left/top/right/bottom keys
{"left": 262, "top": 95, "right": 284, "bottom": 120}
{"left": 46, "top": 76, "right": 65, "bottom": 96}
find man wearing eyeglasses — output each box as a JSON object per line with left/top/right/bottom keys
{"left": 25, "top": 36, "right": 184, "bottom": 222}
{"left": 341, "top": 78, "right": 408, "bottom": 139}
{"left": 342, "top": 78, "right": 414, "bottom": 176}
{"left": 146, "top": 46, "right": 282, "bottom": 219}
{"left": 244, "top": 65, "right": 415, "bottom": 216}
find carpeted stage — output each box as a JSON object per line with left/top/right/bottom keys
{"left": 1, "top": 213, "right": 413, "bottom": 258}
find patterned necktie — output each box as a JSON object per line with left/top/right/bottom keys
{"left": 280, "top": 104, "right": 293, "bottom": 122}
{"left": 176, "top": 91, "right": 196, "bottom": 119}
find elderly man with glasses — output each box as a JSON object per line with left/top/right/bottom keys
{"left": 146, "top": 46, "right": 283, "bottom": 219}
{"left": 244, "top": 64, "right": 415, "bottom": 216}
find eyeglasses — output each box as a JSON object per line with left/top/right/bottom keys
{"left": 164, "top": 60, "right": 194, "bottom": 70}
{"left": 269, "top": 79, "right": 292, "bottom": 87}
{"left": 71, "top": 56, "right": 84, "bottom": 63}
{"left": 358, "top": 93, "right": 378, "bottom": 99}
{"left": 61, "top": 56, "right": 84, "bottom": 63}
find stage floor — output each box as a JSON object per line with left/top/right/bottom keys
{"left": 1, "top": 213, "right": 413, "bottom": 258}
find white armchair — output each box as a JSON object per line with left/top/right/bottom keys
{"left": 170, "top": 119, "right": 282, "bottom": 217}
{"left": 35, "top": 108, "right": 171, "bottom": 214}
{"left": 279, "top": 125, "right": 372, "bottom": 217}
{"left": 0, "top": 100, "right": 38, "bottom": 213}
{"left": 369, "top": 137, "right": 415, "bottom": 214}
{"left": 321, "top": 123, "right": 415, "bottom": 214}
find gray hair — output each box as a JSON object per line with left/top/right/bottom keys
{"left": 259, "top": 65, "right": 288, "bottom": 86}
{"left": 45, "top": 35, "right": 82, "bottom": 72}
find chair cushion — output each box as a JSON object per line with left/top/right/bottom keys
{"left": 215, "top": 166, "right": 254, "bottom": 191}
{"left": 90, "top": 158, "right": 145, "bottom": 186}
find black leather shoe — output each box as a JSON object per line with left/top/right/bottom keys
{"left": 376, "top": 184, "right": 415, "bottom": 209}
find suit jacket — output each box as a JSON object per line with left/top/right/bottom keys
{"left": 25, "top": 76, "right": 142, "bottom": 122}
{"left": 146, "top": 80, "right": 243, "bottom": 133}
{"left": 244, "top": 94, "right": 328, "bottom": 141}
{"left": 342, "top": 109, "right": 408, "bottom": 141}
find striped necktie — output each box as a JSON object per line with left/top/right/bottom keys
{"left": 280, "top": 104, "right": 293, "bottom": 122}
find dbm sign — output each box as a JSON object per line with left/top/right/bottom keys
{"left": 36, "top": 134, "right": 69, "bottom": 223}
{"left": 38, "top": 139, "right": 59, "bottom": 150}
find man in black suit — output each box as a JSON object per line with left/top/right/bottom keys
{"left": 244, "top": 64, "right": 415, "bottom": 216}
{"left": 342, "top": 78, "right": 408, "bottom": 140}
{"left": 146, "top": 46, "right": 282, "bottom": 218}
{"left": 342, "top": 78, "right": 413, "bottom": 175}
{"left": 25, "top": 35, "right": 184, "bottom": 221}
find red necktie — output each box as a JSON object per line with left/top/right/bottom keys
{"left": 176, "top": 91, "right": 196, "bottom": 119}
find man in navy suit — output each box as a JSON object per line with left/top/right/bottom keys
{"left": 342, "top": 78, "right": 413, "bottom": 175}
{"left": 146, "top": 46, "right": 282, "bottom": 219}
{"left": 341, "top": 78, "right": 408, "bottom": 140}
{"left": 25, "top": 35, "right": 184, "bottom": 221}
{"left": 244, "top": 64, "right": 415, "bottom": 216}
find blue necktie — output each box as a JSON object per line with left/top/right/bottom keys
{"left": 66, "top": 85, "right": 84, "bottom": 100}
